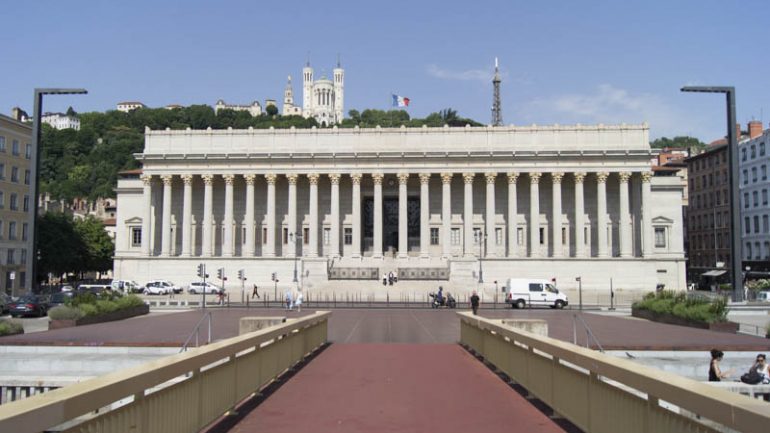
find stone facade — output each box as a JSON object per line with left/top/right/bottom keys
{"left": 114, "top": 123, "right": 686, "bottom": 293}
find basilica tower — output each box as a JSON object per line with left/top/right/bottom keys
{"left": 302, "top": 61, "right": 313, "bottom": 115}
{"left": 333, "top": 57, "right": 344, "bottom": 124}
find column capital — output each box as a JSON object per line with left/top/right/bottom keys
{"left": 551, "top": 172, "right": 564, "bottom": 184}
{"left": 351, "top": 173, "right": 363, "bottom": 185}
{"left": 397, "top": 172, "right": 409, "bottom": 184}
{"left": 372, "top": 173, "right": 384, "bottom": 185}
{"left": 160, "top": 174, "right": 173, "bottom": 185}
{"left": 329, "top": 173, "right": 341, "bottom": 185}
{"left": 223, "top": 174, "right": 235, "bottom": 185}
{"left": 596, "top": 172, "right": 609, "bottom": 183}
{"left": 573, "top": 172, "right": 586, "bottom": 183}
{"left": 485, "top": 172, "right": 497, "bottom": 184}
{"left": 529, "top": 172, "right": 541, "bottom": 184}
{"left": 419, "top": 173, "right": 431, "bottom": 184}
{"left": 202, "top": 174, "right": 214, "bottom": 186}
{"left": 265, "top": 173, "right": 277, "bottom": 185}
{"left": 440, "top": 172, "right": 453, "bottom": 184}
{"left": 619, "top": 171, "right": 632, "bottom": 183}
{"left": 181, "top": 174, "right": 194, "bottom": 185}
{"left": 641, "top": 171, "right": 653, "bottom": 183}
{"left": 286, "top": 173, "right": 298, "bottom": 185}
{"left": 140, "top": 174, "right": 153, "bottom": 186}
{"left": 244, "top": 173, "right": 256, "bottom": 185}
{"left": 308, "top": 173, "right": 320, "bottom": 185}
{"left": 462, "top": 172, "right": 475, "bottom": 184}
{"left": 507, "top": 172, "right": 519, "bottom": 183}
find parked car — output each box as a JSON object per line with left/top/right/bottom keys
{"left": 144, "top": 280, "right": 181, "bottom": 295}
{"left": 187, "top": 281, "right": 222, "bottom": 295}
{"left": 49, "top": 292, "right": 74, "bottom": 308}
{"left": 111, "top": 279, "right": 142, "bottom": 294}
{"left": 756, "top": 291, "right": 770, "bottom": 303}
{"left": 7, "top": 295, "right": 48, "bottom": 318}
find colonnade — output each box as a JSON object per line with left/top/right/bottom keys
{"left": 139, "top": 171, "right": 654, "bottom": 259}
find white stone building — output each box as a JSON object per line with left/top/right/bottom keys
{"left": 116, "top": 102, "right": 146, "bottom": 112}
{"left": 214, "top": 100, "right": 262, "bottom": 117}
{"left": 282, "top": 61, "right": 344, "bottom": 126}
{"left": 113, "top": 124, "right": 685, "bottom": 294}
{"left": 41, "top": 112, "right": 80, "bottom": 130}
{"left": 739, "top": 121, "right": 770, "bottom": 261}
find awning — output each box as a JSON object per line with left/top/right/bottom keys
{"left": 701, "top": 270, "right": 727, "bottom": 277}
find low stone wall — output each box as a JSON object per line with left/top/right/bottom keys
{"left": 631, "top": 307, "right": 739, "bottom": 333}
{"left": 49, "top": 304, "right": 150, "bottom": 330}
{"left": 238, "top": 316, "right": 287, "bottom": 335}
{"left": 501, "top": 319, "right": 548, "bottom": 337}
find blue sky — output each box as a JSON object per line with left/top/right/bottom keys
{"left": 1, "top": 0, "right": 768, "bottom": 141}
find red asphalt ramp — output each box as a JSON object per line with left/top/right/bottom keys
{"left": 224, "top": 344, "right": 565, "bottom": 433}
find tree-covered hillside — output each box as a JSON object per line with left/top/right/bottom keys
{"left": 40, "top": 106, "right": 481, "bottom": 201}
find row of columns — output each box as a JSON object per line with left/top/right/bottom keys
{"left": 141, "top": 171, "right": 654, "bottom": 259}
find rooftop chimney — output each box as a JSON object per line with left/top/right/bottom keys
{"left": 748, "top": 120, "right": 763, "bottom": 139}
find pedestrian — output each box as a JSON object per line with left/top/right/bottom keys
{"left": 285, "top": 289, "right": 293, "bottom": 311}
{"left": 294, "top": 289, "right": 304, "bottom": 312}
{"left": 382, "top": 274, "right": 388, "bottom": 286}
{"left": 751, "top": 353, "right": 770, "bottom": 384}
{"left": 218, "top": 289, "right": 226, "bottom": 306}
{"left": 709, "top": 349, "right": 732, "bottom": 382}
{"left": 251, "top": 284, "right": 260, "bottom": 299}
{"left": 470, "top": 290, "right": 480, "bottom": 315}
{"left": 388, "top": 271, "right": 394, "bottom": 286}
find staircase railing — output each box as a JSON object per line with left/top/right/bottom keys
{"left": 572, "top": 313, "right": 604, "bottom": 352}
{"left": 180, "top": 311, "right": 212, "bottom": 352}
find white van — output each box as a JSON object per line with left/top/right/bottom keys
{"left": 504, "top": 278, "right": 569, "bottom": 309}
{"left": 111, "top": 279, "right": 141, "bottom": 293}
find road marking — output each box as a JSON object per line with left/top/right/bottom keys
{"left": 410, "top": 311, "right": 437, "bottom": 343}
{"left": 343, "top": 313, "right": 364, "bottom": 343}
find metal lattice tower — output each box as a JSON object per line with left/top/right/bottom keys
{"left": 491, "top": 57, "right": 503, "bottom": 126}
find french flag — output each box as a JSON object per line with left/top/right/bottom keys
{"left": 392, "top": 94, "right": 410, "bottom": 107}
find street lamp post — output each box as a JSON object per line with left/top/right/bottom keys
{"left": 290, "top": 232, "right": 303, "bottom": 285}
{"left": 477, "top": 230, "right": 487, "bottom": 283}
{"left": 26, "top": 88, "right": 87, "bottom": 293}
{"left": 681, "top": 86, "right": 742, "bottom": 301}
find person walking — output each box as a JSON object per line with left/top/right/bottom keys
{"left": 294, "top": 289, "right": 304, "bottom": 312}
{"left": 285, "top": 289, "right": 293, "bottom": 311}
{"left": 470, "top": 290, "right": 480, "bottom": 315}
{"left": 251, "top": 284, "right": 260, "bottom": 299}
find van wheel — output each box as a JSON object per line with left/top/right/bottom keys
{"left": 555, "top": 300, "right": 565, "bottom": 309}
{"left": 515, "top": 299, "right": 526, "bottom": 309}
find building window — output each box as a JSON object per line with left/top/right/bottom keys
{"left": 752, "top": 167, "right": 758, "bottom": 183}
{"left": 451, "top": 228, "right": 461, "bottom": 245}
{"left": 539, "top": 227, "right": 545, "bottom": 245}
{"left": 23, "top": 195, "right": 29, "bottom": 212}
{"left": 9, "top": 194, "right": 17, "bottom": 211}
{"left": 744, "top": 192, "right": 749, "bottom": 208}
{"left": 11, "top": 166, "right": 18, "bottom": 183}
{"left": 7, "top": 249, "right": 15, "bottom": 265}
{"left": 11, "top": 140, "right": 19, "bottom": 156}
{"left": 763, "top": 165, "right": 768, "bottom": 181}
{"left": 0, "top": 191, "right": 3, "bottom": 208}
{"left": 584, "top": 227, "right": 589, "bottom": 244}
{"left": 243, "top": 227, "right": 247, "bottom": 244}
{"left": 761, "top": 142, "right": 767, "bottom": 156}
{"left": 747, "top": 243, "right": 753, "bottom": 260}
{"left": 25, "top": 143, "right": 31, "bottom": 159}
{"left": 0, "top": 136, "right": 5, "bottom": 152}
{"left": 764, "top": 189, "right": 768, "bottom": 206}
{"left": 24, "top": 169, "right": 30, "bottom": 185}
{"left": 753, "top": 191, "right": 759, "bottom": 207}
{"left": 496, "top": 227, "right": 503, "bottom": 245}
{"left": 430, "top": 228, "right": 439, "bottom": 245}
{"left": 754, "top": 216, "right": 760, "bottom": 233}
{"left": 8, "top": 222, "right": 16, "bottom": 240}
{"left": 0, "top": 163, "right": 4, "bottom": 180}
{"left": 282, "top": 228, "right": 288, "bottom": 244}
{"left": 303, "top": 227, "right": 309, "bottom": 244}
{"left": 20, "top": 249, "right": 26, "bottom": 265}
{"left": 344, "top": 227, "right": 352, "bottom": 245}
{"left": 21, "top": 223, "right": 28, "bottom": 241}
{"left": 745, "top": 217, "right": 751, "bottom": 234}
{"left": 743, "top": 169, "right": 748, "bottom": 185}
{"left": 517, "top": 227, "right": 524, "bottom": 246}
{"left": 742, "top": 148, "right": 747, "bottom": 161}
{"left": 751, "top": 144, "right": 757, "bottom": 158}
{"left": 131, "top": 227, "right": 142, "bottom": 246}
{"left": 764, "top": 215, "right": 769, "bottom": 233}
{"left": 654, "top": 227, "right": 666, "bottom": 248}
{"left": 323, "top": 228, "right": 330, "bottom": 245}
{"left": 0, "top": 221, "right": 3, "bottom": 240}
{"left": 561, "top": 227, "right": 567, "bottom": 244}
{"left": 262, "top": 227, "right": 268, "bottom": 244}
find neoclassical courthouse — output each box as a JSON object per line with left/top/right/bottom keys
{"left": 114, "top": 123, "right": 685, "bottom": 293}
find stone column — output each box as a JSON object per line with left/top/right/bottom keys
{"left": 485, "top": 172, "right": 497, "bottom": 257}
{"left": 244, "top": 174, "right": 256, "bottom": 257}
{"left": 574, "top": 172, "right": 586, "bottom": 257}
{"left": 529, "top": 173, "right": 541, "bottom": 257}
{"left": 286, "top": 174, "right": 298, "bottom": 258}
{"left": 202, "top": 174, "right": 214, "bottom": 257}
{"left": 441, "top": 173, "right": 452, "bottom": 258}
{"left": 308, "top": 173, "right": 319, "bottom": 258}
{"left": 372, "top": 173, "right": 384, "bottom": 258}
{"left": 641, "top": 172, "right": 653, "bottom": 257}
{"left": 351, "top": 173, "right": 362, "bottom": 258}
{"left": 619, "top": 172, "right": 632, "bottom": 258}
{"left": 596, "top": 172, "right": 609, "bottom": 258}
{"left": 181, "top": 174, "right": 193, "bottom": 257}
{"left": 398, "top": 172, "right": 409, "bottom": 258}
{"left": 160, "top": 175, "right": 173, "bottom": 257}
{"left": 330, "top": 173, "right": 341, "bottom": 257}
{"left": 463, "top": 172, "right": 475, "bottom": 257}
{"left": 507, "top": 172, "right": 519, "bottom": 257}
{"left": 222, "top": 174, "right": 235, "bottom": 257}
{"left": 551, "top": 172, "right": 563, "bottom": 258}
{"left": 264, "top": 173, "right": 277, "bottom": 257}
{"left": 419, "top": 173, "right": 431, "bottom": 258}
{"left": 141, "top": 174, "right": 153, "bottom": 256}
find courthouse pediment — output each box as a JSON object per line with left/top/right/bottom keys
{"left": 651, "top": 216, "right": 674, "bottom": 224}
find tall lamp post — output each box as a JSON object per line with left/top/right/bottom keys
{"left": 289, "top": 232, "right": 303, "bottom": 285}
{"left": 681, "top": 86, "right": 742, "bottom": 301}
{"left": 26, "top": 88, "right": 87, "bottom": 293}
{"left": 477, "top": 230, "right": 487, "bottom": 283}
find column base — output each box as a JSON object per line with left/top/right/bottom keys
{"left": 351, "top": 253, "right": 361, "bottom": 259}
{"left": 397, "top": 253, "right": 408, "bottom": 259}
{"left": 372, "top": 253, "right": 383, "bottom": 259}
{"left": 420, "top": 252, "right": 430, "bottom": 259}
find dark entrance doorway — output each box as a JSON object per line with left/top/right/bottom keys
{"left": 363, "top": 197, "right": 420, "bottom": 254}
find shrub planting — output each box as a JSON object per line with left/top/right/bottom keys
{"left": 0, "top": 319, "right": 24, "bottom": 336}
{"left": 633, "top": 290, "right": 728, "bottom": 324}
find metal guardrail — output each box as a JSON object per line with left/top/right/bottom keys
{"left": 458, "top": 311, "right": 769, "bottom": 433}
{"left": 0, "top": 311, "right": 331, "bottom": 433}
{"left": 572, "top": 313, "right": 605, "bottom": 352}
{"left": 180, "top": 311, "right": 212, "bottom": 352}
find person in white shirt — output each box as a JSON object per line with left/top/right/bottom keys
{"left": 294, "top": 289, "right": 304, "bottom": 312}
{"left": 752, "top": 353, "right": 769, "bottom": 383}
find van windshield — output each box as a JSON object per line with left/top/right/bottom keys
{"left": 545, "top": 284, "right": 559, "bottom": 294}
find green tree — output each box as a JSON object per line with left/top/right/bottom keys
{"left": 266, "top": 104, "right": 279, "bottom": 116}
{"left": 650, "top": 136, "right": 706, "bottom": 150}
{"left": 74, "top": 216, "right": 114, "bottom": 276}
{"left": 37, "top": 212, "right": 84, "bottom": 282}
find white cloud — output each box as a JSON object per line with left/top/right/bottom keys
{"left": 525, "top": 84, "right": 707, "bottom": 139}
{"left": 427, "top": 64, "right": 492, "bottom": 82}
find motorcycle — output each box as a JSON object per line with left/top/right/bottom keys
{"left": 429, "top": 292, "right": 457, "bottom": 309}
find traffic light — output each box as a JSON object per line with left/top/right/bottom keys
{"left": 271, "top": 272, "right": 276, "bottom": 281}
{"left": 197, "top": 263, "right": 205, "bottom": 278}
{"left": 238, "top": 269, "right": 244, "bottom": 280}
{"left": 217, "top": 268, "right": 224, "bottom": 280}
